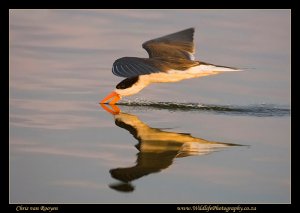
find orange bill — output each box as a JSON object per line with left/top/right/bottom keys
{"left": 100, "top": 91, "right": 121, "bottom": 105}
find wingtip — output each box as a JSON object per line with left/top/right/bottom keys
{"left": 184, "top": 27, "right": 195, "bottom": 31}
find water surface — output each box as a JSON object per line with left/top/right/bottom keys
{"left": 9, "top": 9, "right": 290, "bottom": 203}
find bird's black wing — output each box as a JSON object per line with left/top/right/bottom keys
{"left": 142, "top": 28, "right": 195, "bottom": 60}
{"left": 112, "top": 57, "right": 162, "bottom": 78}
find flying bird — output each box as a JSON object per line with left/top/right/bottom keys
{"left": 101, "top": 28, "right": 241, "bottom": 105}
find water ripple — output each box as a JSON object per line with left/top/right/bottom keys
{"left": 117, "top": 101, "right": 290, "bottom": 117}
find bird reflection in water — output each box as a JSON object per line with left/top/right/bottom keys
{"left": 100, "top": 104, "right": 242, "bottom": 193}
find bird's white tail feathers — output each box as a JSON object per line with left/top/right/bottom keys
{"left": 197, "top": 64, "right": 242, "bottom": 72}
{"left": 163, "top": 64, "right": 242, "bottom": 80}
{"left": 151, "top": 63, "right": 243, "bottom": 83}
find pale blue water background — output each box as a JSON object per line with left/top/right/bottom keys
{"left": 9, "top": 9, "right": 290, "bottom": 203}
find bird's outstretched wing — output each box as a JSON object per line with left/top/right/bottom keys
{"left": 112, "top": 28, "right": 197, "bottom": 78}
{"left": 112, "top": 57, "right": 162, "bottom": 78}
{"left": 142, "top": 28, "right": 195, "bottom": 60}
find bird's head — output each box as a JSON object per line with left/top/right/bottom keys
{"left": 100, "top": 76, "right": 146, "bottom": 105}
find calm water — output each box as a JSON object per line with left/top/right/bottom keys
{"left": 9, "top": 9, "right": 290, "bottom": 203}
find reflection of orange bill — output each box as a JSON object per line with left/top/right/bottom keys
{"left": 100, "top": 103, "right": 120, "bottom": 115}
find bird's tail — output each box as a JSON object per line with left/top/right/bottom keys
{"left": 197, "top": 61, "right": 243, "bottom": 72}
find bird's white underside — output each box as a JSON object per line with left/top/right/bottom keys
{"left": 115, "top": 64, "right": 241, "bottom": 97}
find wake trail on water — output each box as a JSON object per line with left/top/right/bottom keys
{"left": 117, "top": 100, "right": 290, "bottom": 117}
